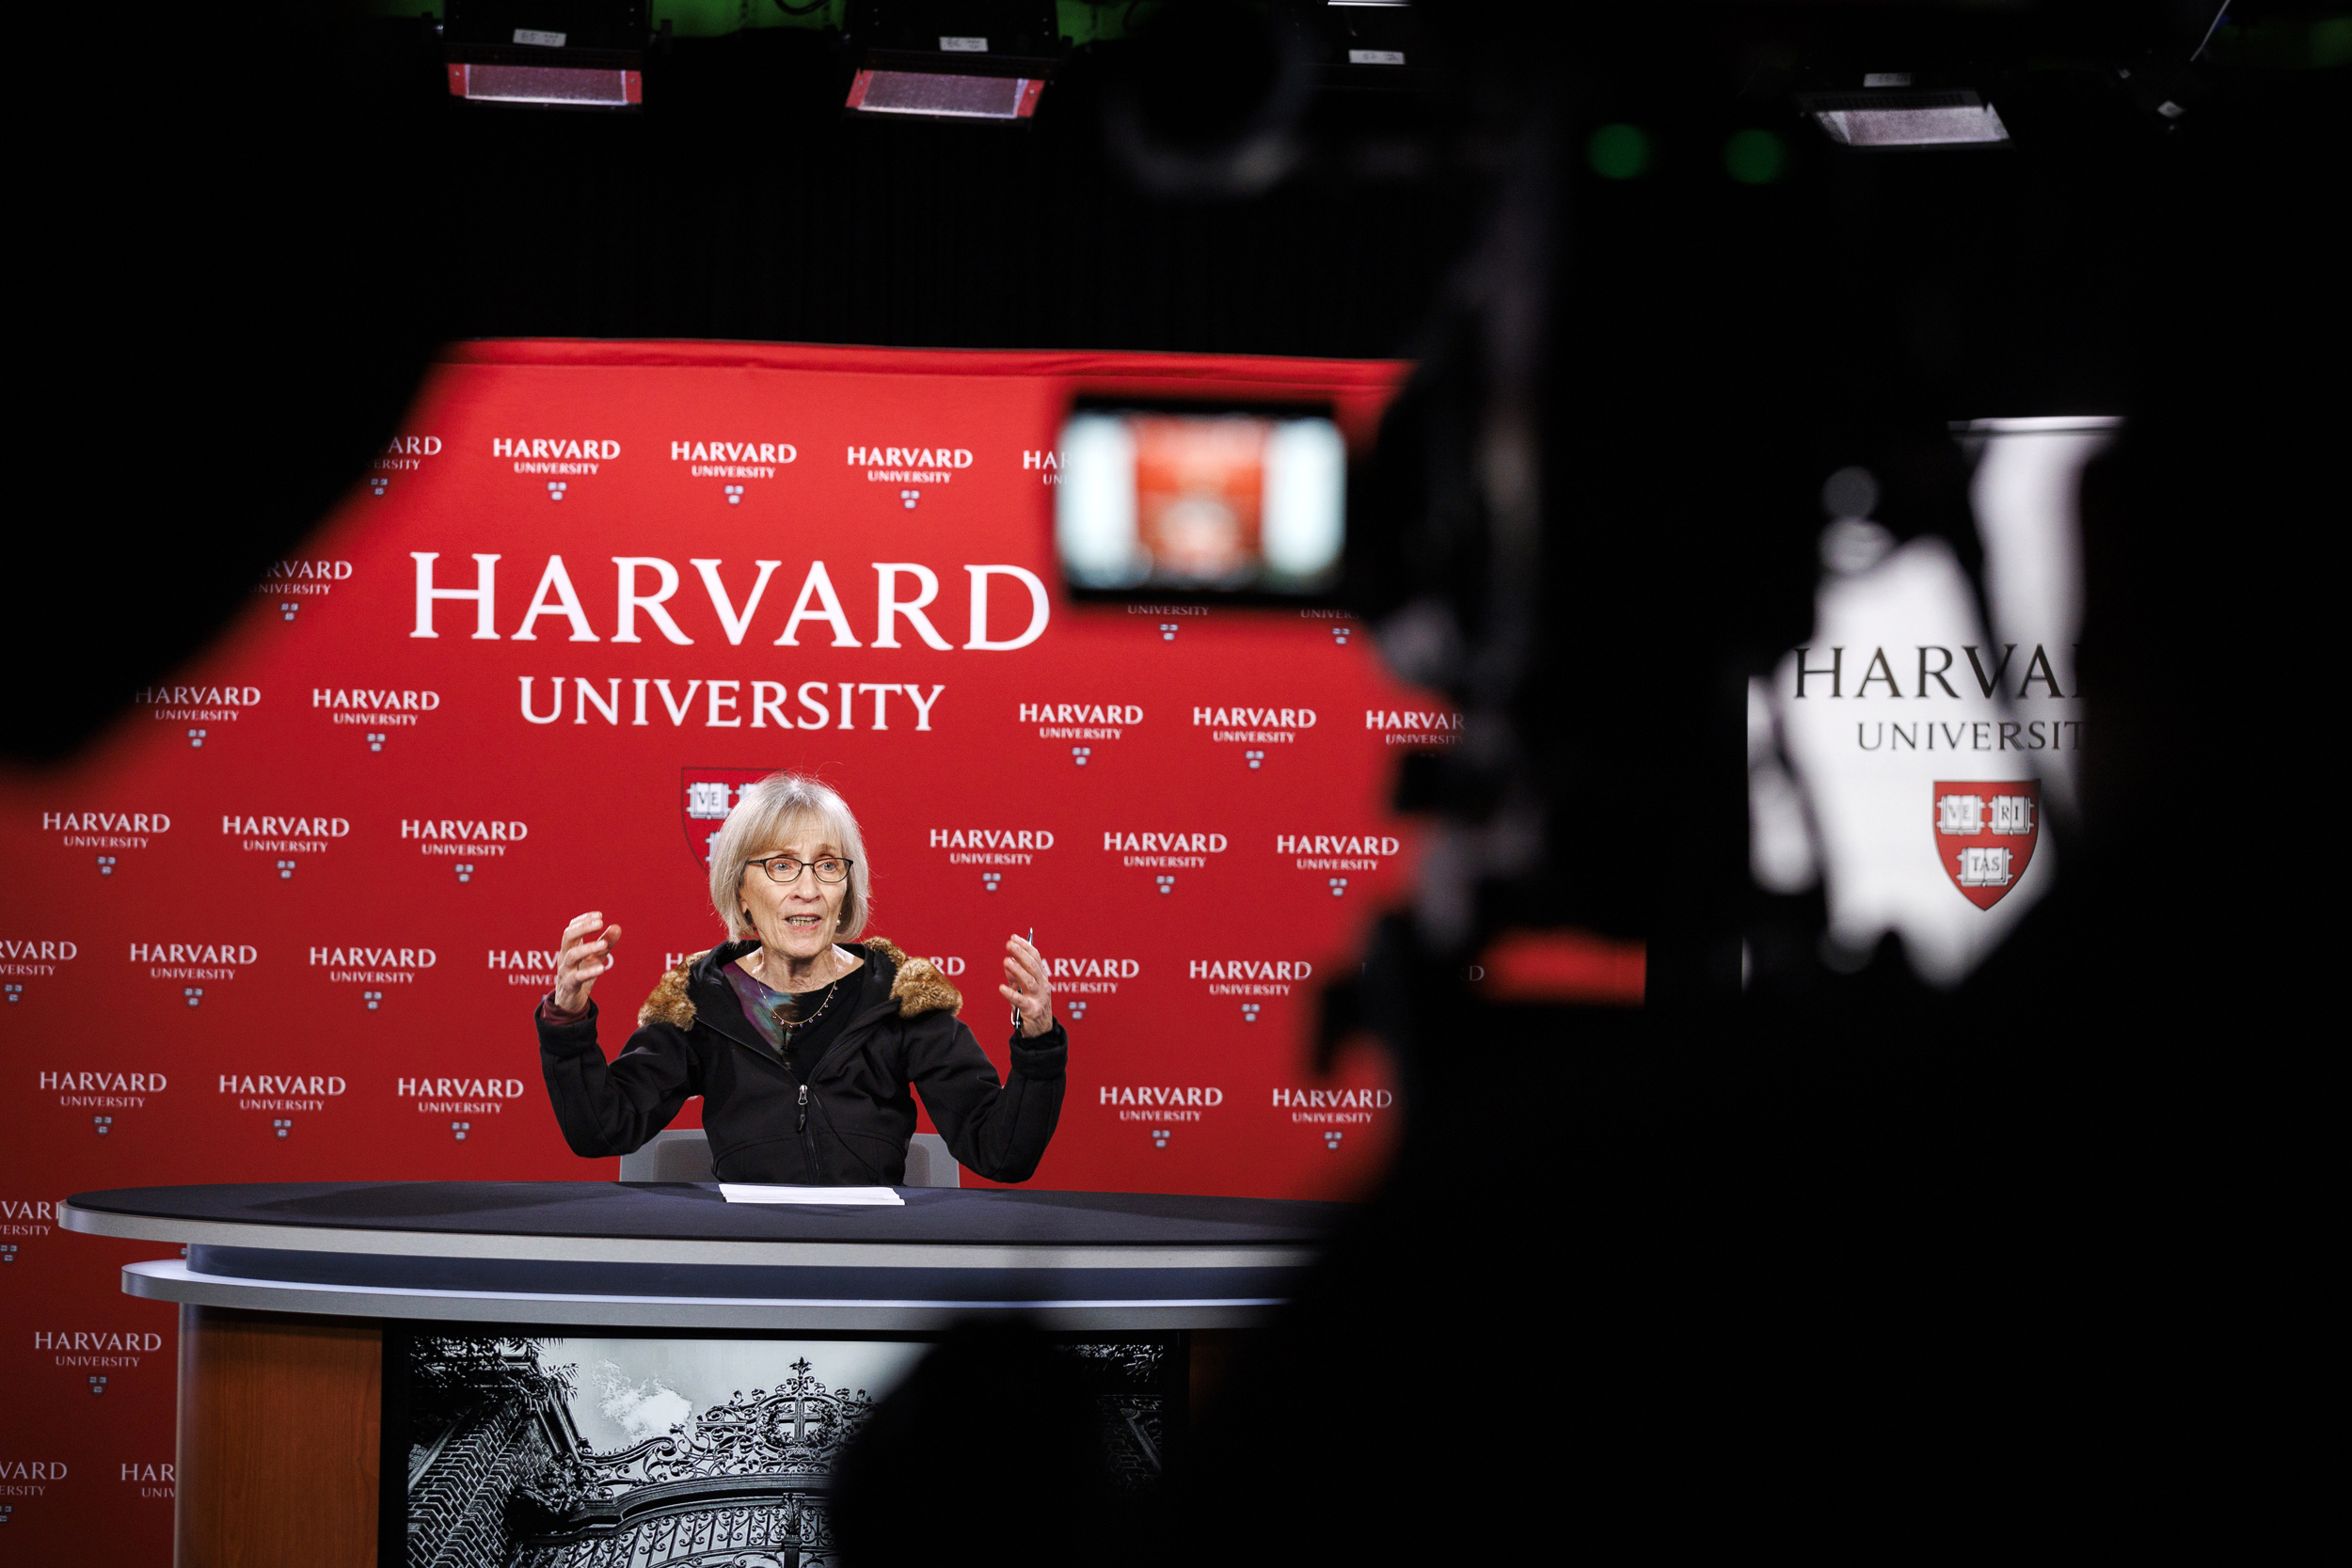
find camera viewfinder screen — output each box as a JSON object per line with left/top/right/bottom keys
{"left": 1056, "top": 406, "right": 1346, "bottom": 594}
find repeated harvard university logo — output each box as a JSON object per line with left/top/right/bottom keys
{"left": 682, "top": 768, "right": 773, "bottom": 870}
{"left": 1932, "top": 779, "right": 2040, "bottom": 910}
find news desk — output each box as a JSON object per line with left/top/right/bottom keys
{"left": 64, "top": 1180, "right": 1337, "bottom": 1567}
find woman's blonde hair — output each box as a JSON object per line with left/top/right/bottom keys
{"left": 707, "top": 772, "right": 871, "bottom": 942}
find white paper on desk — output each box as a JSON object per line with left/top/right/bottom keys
{"left": 719, "top": 1184, "right": 905, "bottom": 1206}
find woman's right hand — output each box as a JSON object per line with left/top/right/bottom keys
{"left": 551, "top": 911, "right": 623, "bottom": 1013}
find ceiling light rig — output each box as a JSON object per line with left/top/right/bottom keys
{"left": 1799, "top": 86, "right": 2011, "bottom": 149}
{"left": 441, "top": 0, "right": 660, "bottom": 110}
{"left": 840, "top": 1, "right": 1065, "bottom": 123}
{"left": 1320, "top": 0, "right": 1425, "bottom": 81}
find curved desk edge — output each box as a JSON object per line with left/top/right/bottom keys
{"left": 63, "top": 1203, "right": 1318, "bottom": 1273}
{"left": 121, "top": 1259, "right": 1286, "bottom": 1332}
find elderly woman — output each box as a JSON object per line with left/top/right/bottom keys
{"left": 535, "top": 772, "right": 1064, "bottom": 1185}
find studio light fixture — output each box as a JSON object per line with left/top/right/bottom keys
{"left": 1799, "top": 87, "right": 2010, "bottom": 148}
{"left": 842, "top": 2, "right": 1062, "bottom": 122}
{"left": 448, "top": 59, "right": 642, "bottom": 107}
{"left": 442, "top": 0, "right": 653, "bottom": 109}
{"left": 1323, "top": 0, "right": 1425, "bottom": 76}
{"left": 846, "top": 67, "right": 1044, "bottom": 120}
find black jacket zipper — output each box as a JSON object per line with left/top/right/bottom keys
{"left": 798, "top": 1082, "right": 820, "bottom": 1180}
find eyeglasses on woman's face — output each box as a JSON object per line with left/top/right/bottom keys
{"left": 746, "top": 854, "right": 854, "bottom": 885}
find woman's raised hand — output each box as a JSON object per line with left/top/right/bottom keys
{"left": 1000, "top": 934, "right": 1056, "bottom": 1038}
{"left": 551, "top": 911, "right": 623, "bottom": 1013}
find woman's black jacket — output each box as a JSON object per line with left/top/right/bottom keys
{"left": 536, "top": 937, "right": 1066, "bottom": 1185}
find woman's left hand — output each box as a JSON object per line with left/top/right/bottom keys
{"left": 1000, "top": 935, "right": 1056, "bottom": 1038}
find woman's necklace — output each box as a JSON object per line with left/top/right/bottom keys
{"left": 773, "top": 976, "right": 839, "bottom": 1041}
{"left": 745, "top": 944, "right": 856, "bottom": 1043}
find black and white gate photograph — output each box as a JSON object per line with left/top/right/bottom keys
{"left": 391, "top": 1332, "right": 1175, "bottom": 1568}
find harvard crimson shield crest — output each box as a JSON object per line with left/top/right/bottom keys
{"left": 1932, "top": 780, "right": 2042, "bottom": 910}
{"left": 680, "top": 768, "right": 773, "bottom": 871}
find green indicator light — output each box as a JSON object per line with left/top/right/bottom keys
{"left": 1724, "top": 129, "right": 1788, "bottom": 185}
{"left": 1586, "top": 123, "right": 1651, "bottom": 180}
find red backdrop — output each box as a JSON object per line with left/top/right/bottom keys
{"left": 0, "top": 341, "right": 1470, "bottom": 1549}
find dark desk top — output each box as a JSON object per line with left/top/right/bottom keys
{"left": 67, "top": 1180, "right": 1341, "bottom": 1250}
{"left": 67, "top": 1181, "right": 1343, "bottom": 1330}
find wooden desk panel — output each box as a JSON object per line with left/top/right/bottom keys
{"left": 175, "top": 1307, "right": 379, "bottom": 1568}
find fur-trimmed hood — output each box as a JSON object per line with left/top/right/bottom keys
{"left": 638, "top": 937, "right": 960, "bottom": 1030}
